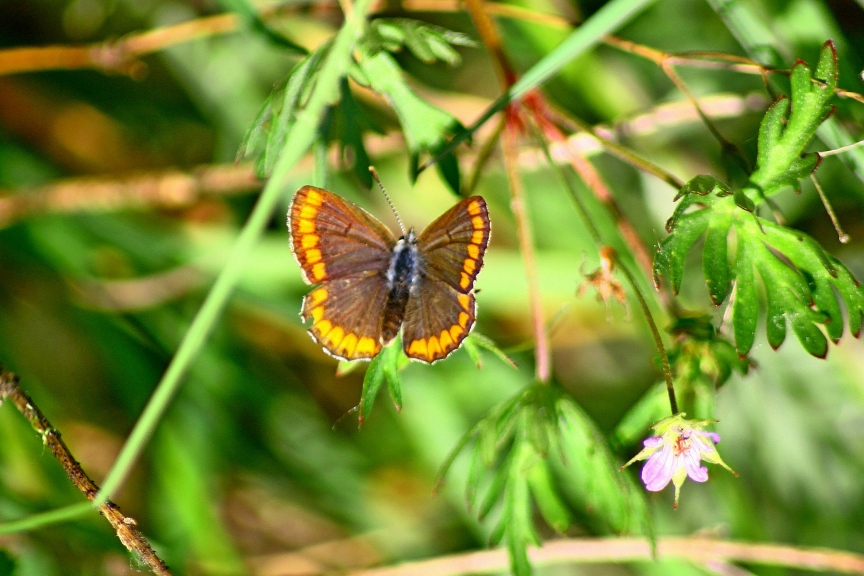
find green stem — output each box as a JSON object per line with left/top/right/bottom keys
{"left": 95, "top": 0, "right": 374, "bottom": 505}
{"left": 615, "top": 253, "right": 678, "bottom": 414}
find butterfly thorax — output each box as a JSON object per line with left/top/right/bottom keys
{"left": 381, "top": 229, "right": 421, "bottom": 344}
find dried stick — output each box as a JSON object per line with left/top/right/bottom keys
{"left": 0, "top": 369, "right": 172, "bottom": 576}
{"left": 344, "top": 536, "right": 864, "bottom": 576}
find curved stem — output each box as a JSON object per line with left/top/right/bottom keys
{"left": 612, "top": 249, "right": 678, "bottom": 414}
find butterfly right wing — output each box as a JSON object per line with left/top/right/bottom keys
{"left": 289, "top": 186, "right": 396, "bottom": 360}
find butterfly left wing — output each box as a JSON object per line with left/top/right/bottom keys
{"left": 289, "top": 185, "right": 397, "bottom": 361}
{"left": 401, "top": 196, "right": 490, "bottom": 362}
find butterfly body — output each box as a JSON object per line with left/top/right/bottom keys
{"left": 288, "top": 185, "right": 490, "bottom": 363}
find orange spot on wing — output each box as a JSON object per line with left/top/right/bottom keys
{"left": 460, "top": 272, "right": 471, "bottom": 289}
{"left": 324, "top": 326, "right": 345, "bottom": 348}
{"left": 427, "top": 336, "right": 441, "bottom": 359}
{"left": 472, "top": 230, "right": 485, "bottom": 244}
{"left": 450, "top": 324, "right": 464, "bottom": 342}
{"left": 438, "top": 329, "right": 454, "bottom": 350}
{"left": 458, "top": 312, "right": 469, "bottom": 328}
{"left": 305, "top": 248, "right": 322, "bottom": 264}
{"left": 298, "top": 219, "right": 315, "bottom": 233}
{"left": 458, "top": 294, "right": 471, "bottom": 310}
{"left": 301, "top": 234, "right": 319, "bottom": 248}
{"left": 314, "top": 319, "right": 332, "bottom": 337}
{"left": 308, "top": 288, "right": 328, "bottom": 307}
{"left": 471, "top": 216, "right": 485, "bottom": 229}
{"left": 312, "top": 262, "right": 327, "bottom": 281}
{"left": 356, "top": 337, "right": 379, "bottom": 356}
{"left": 337, "top": 333, "right": 358, "bottom": 357}
{"left": 408, "top": 339, "right": 428, "bottom": 358}
{"left": 463, "top": 258, "right": 476, "bottom": 274}
{"left": 467, "top": 244, "right": 479, "bottom": 259}
{"left": 300, "top": 205, "right": 318, "bottom": 219}
{"left": 310, "top": 306, "right": 325, "bottom": 322}
{"left": 306, "top": 190, "right": 324, "bottom": 205}
{"left": 467, "top": 200, "right": 481, "bottom": 215}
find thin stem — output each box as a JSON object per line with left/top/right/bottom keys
{"left": 612, "top": 249, "right": 677, "bottom": 414}
{"left": 95, "top": 0, "right": 375, "bottom": 504}
{"left": 502, "top": 116, "right": 550, "bottom": 383}
{"left": 0, "top": 370, "right": 171, "bottom": 575}
{"left": 810, "top": 174, "right": 849, "bottom": 244}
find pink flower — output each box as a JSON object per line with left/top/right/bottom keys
{"left": 622, "top": 414, "right": 737, "bottom": 509}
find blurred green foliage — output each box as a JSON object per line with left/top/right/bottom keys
{"left": 1, "top": 0, "right": 864, "bottom": 575}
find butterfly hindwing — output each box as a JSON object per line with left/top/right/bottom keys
{"left": 301, "top": 275, "right": 389, "bottom": 360}
{"left": 402, "top": 274, "right": 476, "bottom": 362}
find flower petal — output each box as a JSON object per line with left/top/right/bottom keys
{"left": 681, "top": 447, "right": 709, "bottom": 482}
{"left": 642, "top": 444, "right": 675, "bottom": 491}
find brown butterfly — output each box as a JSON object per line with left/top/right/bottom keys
{"left": 288, "top": 186, "right": 490, "bottom": 363}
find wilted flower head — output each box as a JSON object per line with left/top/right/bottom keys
{"left": 621, "top": 414, "right": 737, "bottom": 508}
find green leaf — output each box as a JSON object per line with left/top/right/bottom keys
{"left": 746, "top": 41, "right": 837, "bottom": 200}
{"left": 703, "top": 210, "right": 733, "bottom": 305}
{"left": 358, "top": 353, "right": 387, "bottom": 424}
{"left": 653, "top": 207, "right": 712, "bottom": 294}
{"left": 334, "top": 79, "right": 376, "bottom": 188}
{"left": 528, "top": 461, "right": 572, "bottom": 533}
{"left": 440, "top": 383, "right": 652, "bottom": 576}
{"left": 731, "top": 233, "right": 759, "bottom": 355}
{"left": 356, "top": 49, "right": 465, "bottom": 186}
{"left": 465, "top": 332, "right": 519, "bottom": 369}
{"left": 366, "top": 18, "right": 475, "bottom": 65}
{"left": 613, "top": 383, "right": 668, "bottom": 446}
{"left": 240, "top": 46, "right": 331, "bottom": 178}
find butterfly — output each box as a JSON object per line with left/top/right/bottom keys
{"left": 288, "top": 185, "right": 491, "bottom": 363}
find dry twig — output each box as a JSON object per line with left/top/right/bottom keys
{"left": 0, "top": 369, "right": 172, "bottom": 576}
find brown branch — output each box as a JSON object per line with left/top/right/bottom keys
{"left": 0, "top": 94, "right": 765, "bottom": 228}
{"left": 0, "top": 369, "right": 172, "bottom": 576}
{"left": 344, "top": 536, "right": 864, "bottom": 576}
{"left": 0, "top": 163, "right": 263, "bottom": 228}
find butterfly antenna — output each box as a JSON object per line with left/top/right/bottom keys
{"left": 369, "top": 166, "right": 406, "bottom": 235}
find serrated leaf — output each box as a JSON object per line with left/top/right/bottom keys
{"left": 365, "top": 18, "right": 475, "bottom": 66}
{"left": 756, "top": 97, "right": 788, "bottom": 167}
{"left": 241, "top": 47, "right": 331, "bottom": 177}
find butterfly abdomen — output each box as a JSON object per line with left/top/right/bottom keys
{"left": 381, "top": 230, "right": 420, "bottom": 344}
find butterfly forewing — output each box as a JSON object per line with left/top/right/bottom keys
{"left": 289, "top": 186, "right": 396, "bottom": 284}
{"left": 402, "top": 196, "right": 490, "bottom": 362}
{"left": 289, "top": 185, "right": 396, "bottom": 360}
{"left": 417, "top": 196, "right": 490, "bottom": 294}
